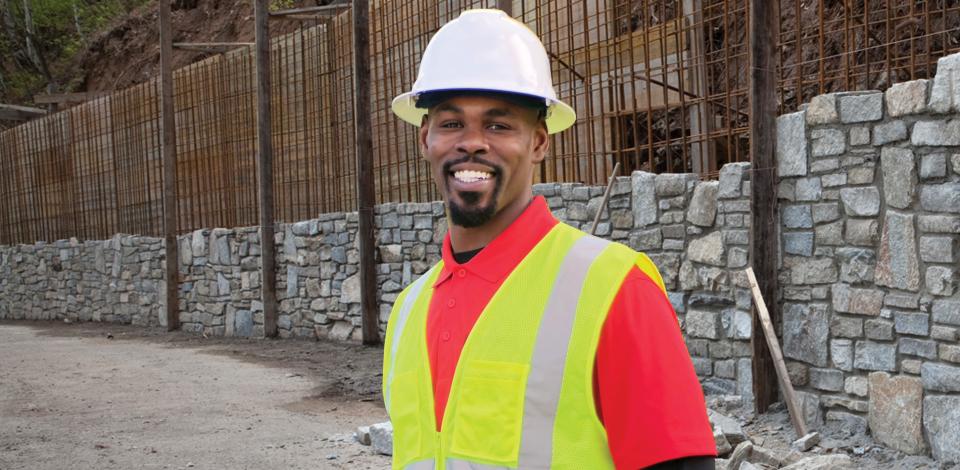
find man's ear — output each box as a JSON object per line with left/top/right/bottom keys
{"left": 530, "top": 122, "right": 549, "bottom": 165}
{"left": 419, "top": 114, "right": 430, "bottom": 159}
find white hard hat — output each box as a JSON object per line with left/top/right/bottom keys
{"left": 391, "top": 9, "right": 576, "bottom": 134}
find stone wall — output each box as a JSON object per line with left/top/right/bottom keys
{"left": 0, "top": 165, "right": 756, "bottom": 401}
{"left": 774, "top": 52, "right": 960, "bottom": 462}
{"left": 0, "top": 236, "right": 165, "bottom": 325}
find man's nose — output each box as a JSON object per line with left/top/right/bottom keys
{"left": 455, "top": 126, "right": 490, "bottom": 156}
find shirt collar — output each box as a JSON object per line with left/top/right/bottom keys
{"left": 435, "top": 196, "right": 558, "bottom": 287}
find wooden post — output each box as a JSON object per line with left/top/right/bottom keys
{"left": 496, "top": 0, "right": 513, "bottom": 16}
{"left": 746, "top": 268, "right": 809, "bottom": 437}
{"left": 749, "top": 0, "right": 780, "bottom": 413}
{"left": 353, "top": 0, "right": 379, "bottom": 345}
{"left": 255, "top": 0, "right": 278, "bottom": 338}
{"left": 159, "top": 0, "right": 180, "bottom": 332}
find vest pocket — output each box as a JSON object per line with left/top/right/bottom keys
{"left": 450, "top": 360, "right": 529, "bottom": 464}
{"left": 392, "top": 370, "right": 423, "bottom": 464}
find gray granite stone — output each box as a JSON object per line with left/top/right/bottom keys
{"left": 783, "top": 303, "right": 830, "bottom": 367}
{"left": 831, "top": 339, "right": 853, "bottom": 371}
{"left": 815, "top": 220, "right": 843, "bottom": 246}
{"left": 920, "top": 153, "right": 947, "bottom": 179}
{"left": 784, "top": 232, "right": 814, "bottom": 256}
{"left": 912, "top": 119, "right": 960, "bottom": 146}
{"left": 685, "top": 310, "right": 719, "bottom": 339}
{"left": 849, "top": 126, "right": 870, "bottom": 146}
{"left": 920, "top": 182, "right": 960, "bottom": 214}
{"left": 687, "top": 181, "right": 718, "bottom": 227}
{"left": 686, "top": 231, "right": 725, "bottom": 267}
{"left": 718, "top": 162, "right": 750, "bottom": 199}
{"left": 839, "top": 92, "right": 883, "bottom": 123}
{"left": 873, "top": 120, "right": 908, "bottom": 145}
{"left": 933, "top": 299, "right": 960, "bottom": 326}
{"left": 865, "top": 318, "right": 894, "bottom": 340}
{"left": 900, "top": 338, "right": 938, "bottom": 359}
{"left": 855, "top": 341, "right": 896, "bottom": 371}
{"left": 777, "top": 112, "right": 808, "bottom": 177}
{"left": 790, "top": 258, "right": 838, "bottom": 285}
{"left": 783, "top": 205, "right": 813, "bottom": 228}
{"left": 920, "top": 236, "right": 956, "bottom": 263}
{"left": 831, "top": 315, "right": 863, "bottom": 338}
{"left": 869, "top": 372, "right": 926, "bottom": 455}
{"left": 631, "top": 171, "right": 657, "bottom": 227}
{"left": 840, "top": 187, "right": 881, "bottom": 216}
{"left": 886, "top": 79, "right": 929, "bottom": 116}
{"left": 880, "top": 147, "right": 916, "bottom": 209}
{"left": 928, "top": 52, "right": 960, "bottom": 114}
{"left": 836, "top": 247, "right": 876, "bottom": 284}
{"left": 809, "top": 368, "right": 844, "bottom": 392}
{"left": 795, "top": 177, "right": 822, "bottom": 202}
{"left": 629, "top": 228, "right": 662, "bottom": 251}
{"left": 875, "top": 211, "right": 920, "bottom": 292}
{"left": 926, "top": 266, "right": 956, "bottom": 296}
{"left": 918, "top": 215, "right": 960, "bottom": 233}
{"left": 921, "top": 363, "right": 960, "bottom": 392}
{"left": 805, "top": 93, "right": 838, "bottom": 125}
{"left": 895, "top": 311, "right": 929, "bottom": 336}
{"left": 923, "top": 395, "right": 960, "bottom": 463}
{"left": 811, "top": 128, "right": 846, "bottom": 157}
{"left": 654, "top": 173, "right": 689, "bottom": 197}
{"left": 832, "top": 283, "right": 884, "bottom": 315}
{"left": 811, "top": 203, "right": 840, "bottom": 223}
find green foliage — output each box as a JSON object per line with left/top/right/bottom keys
{"left": 269, "top": 0, "right": 294, "bottom": 12}
{"left": 0, "top": 0, "right": 150, "bottom": 104}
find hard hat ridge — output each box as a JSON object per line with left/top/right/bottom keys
{"left": 391, "top": 8, "right": 576, "bottom": 134}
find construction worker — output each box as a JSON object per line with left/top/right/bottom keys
{"left": 383, "top": 9, "right": 716, "bottom": 470}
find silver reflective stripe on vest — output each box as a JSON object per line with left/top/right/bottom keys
{"left": 404, "top": 459, "right": 437, "bottom": 470}
{"left": 385, "top": 265, "right": 439, "bottom": 413}
{"left": 517, "top": 235, "right": 610, "bottom": 468}
{"left": 446, "top": 459, "right": 510, "bottom": 470}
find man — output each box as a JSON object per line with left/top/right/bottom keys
{"left": 382, "top": 9, "right": 715, "bottom": 470}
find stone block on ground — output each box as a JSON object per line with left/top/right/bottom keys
{"left": 369, "top": 421, "right": 393, "bottom": 455}
{"left": 791, "top": 432, "right": 821, "bottom": 452}
{"left": 707, "top": 409, "right": 747, "bottom": 446}
{"left": 780, "top": 454, "right": 853, "bottom": 470}
{"left": 868, "top": 372, "right": 926, "bottom": 455}
{"left": 354, "top": 426, "right": 371, "bottom": 445}
{"left": 923, "top": 395, "right": 960, "bottom": 463}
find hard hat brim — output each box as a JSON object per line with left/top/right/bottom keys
{"left": 392, "top": 90, "right": 576, "bottom": 135}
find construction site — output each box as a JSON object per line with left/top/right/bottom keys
{"left": 1, "top": 0, "right": 959, "bottom": 469}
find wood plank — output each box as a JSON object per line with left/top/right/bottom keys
{"left": 746, "top": 268, "right": 809, "bottom": 437}
{"left": 33, "top": 92, "right": 112, "bottom": 105}
{"left": 0, "top": 104, "right": 47, "bottom": 121}
{"left": 269, "top": 3, "right": 350, "bottom": 17}
{"left": 749, "top": 0, "right": 781, "bottom": 414}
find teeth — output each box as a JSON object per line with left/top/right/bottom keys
{"left": 454, "top": 170, "right": 492, "bottom": 183}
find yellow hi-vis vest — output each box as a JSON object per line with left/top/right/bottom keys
{"left": 382, "top": 223, "right": 667, "bottom": 470}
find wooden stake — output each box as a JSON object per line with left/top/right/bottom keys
{"left": 354, "top": 0, "right": 379, "bottom": 345}
{"left": 159, "top": 0, "right": 180, "bottom": 332}
{"left": 746, "top": 267, "right": 808, "bottom": 437}
{"left": 589, "top": 162, "right": 620, "bottom": 236}
{"left": 748, "top": 0, "right": 780, "bottom": 413}
{"left": 255, "top": 0, "right": 278, "bottom": 338}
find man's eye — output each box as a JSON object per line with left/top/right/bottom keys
{"left": 440, "top": 121, "right": 462, "bottom": 128}
{"left": 488, "top": 123, "right": 510, "bottom": 131}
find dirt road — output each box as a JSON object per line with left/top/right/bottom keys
{"left": 0, "top": 321, "right": 391, "bottom": 470}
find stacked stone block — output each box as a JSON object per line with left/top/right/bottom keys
{"left": 776, "top": 52, "right": 960, "bottom": 462}
{"left": 0, "top": 235, "right": 164, "bottom": 326}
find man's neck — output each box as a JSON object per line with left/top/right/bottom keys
{"left": 448, "top": 194, "right": 534, "bottom": 253}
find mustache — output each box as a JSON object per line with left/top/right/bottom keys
{"left": 442, "top": 154, "right": 502, "bottom": 175}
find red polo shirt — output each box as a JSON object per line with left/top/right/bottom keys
{"left": 426, "top": 196, "right": 716, "bottom": 469}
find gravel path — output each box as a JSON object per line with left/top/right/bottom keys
{"left": 0, "top": 322, "right": 390, "bottom": 470}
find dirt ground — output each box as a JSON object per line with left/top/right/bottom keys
{"left": 0, "top": 320, "right": 391, "bottom": 470}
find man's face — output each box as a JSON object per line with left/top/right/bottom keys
{"left": 419, "top": 95, "right": 549, "bottom": 228}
